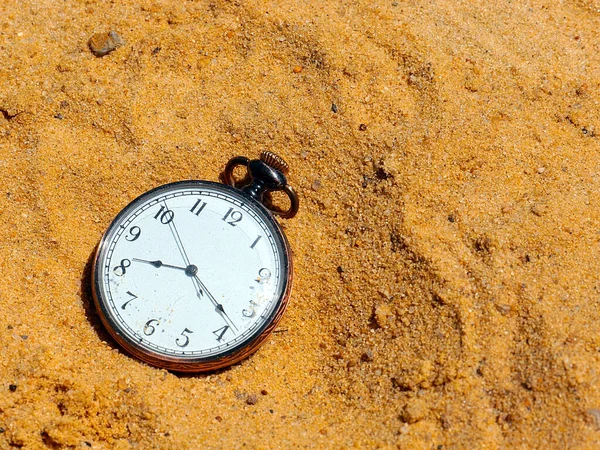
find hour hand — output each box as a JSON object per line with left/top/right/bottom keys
{"left": 132, "top": 258, "right": 187, "bottom": 272}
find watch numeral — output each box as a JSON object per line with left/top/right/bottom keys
{"left": 257, "top": 268, "right": 271, "bottom": 283}
{"left": 250, "top": 235, "right": 262, "bottom": 249}
{"left": 213, "top": 325, "right": 230, "bottom": 342}
{"left": 125, "top": 226, "right": 141, "bottom": 241}
{"left": 242, "top": 300, "right": 258, "bottom": 318}
{"left": 113, "top": 259, "right": 131, "bottom": 276}
{"left": 154, "top": 205, "right": 174, "bottom": 224}
{"left": 176, "top": 328, "right": 194, "bottom": 347}
{"left": 143, "top": 319, "right": 159, "bottom": 336}
{"left": 121, "top": 291, "right": 138, "bottom": 309}
{"left": 190, "top": 199, "right": 207, "bottom": 216}
{"left": 222, "top": 207, "right": 243, "bottom": 226}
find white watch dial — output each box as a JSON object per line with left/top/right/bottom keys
{"left": 94, "top": 181, "right": 289, "bottom": 362}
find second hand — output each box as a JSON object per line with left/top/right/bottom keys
{"left": 192, "top": 275, "right": 239, "bottom": 332}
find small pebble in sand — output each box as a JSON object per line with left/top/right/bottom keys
{"left": 261, "top": 390, "right": 268, "bottom": 396}
{"left": 374, "top": 303, "right": 393, "bottom": 328}
{"left": 246, "top": 394, "right": 258, "bottom": 405}
{"left": 587, "top": 408, "right": 600, "bottom": 429}
{"left": 9, "top": 384, "right": 17, "bottom": 392}
{"left": 530, "top": 203, "right": 548, "bottom": 217}
{"left": 359, "top": 123, "right": 367, "bottom": 131}
{"left": 537, "top": 167, "right": 546, "bottom": 174}
{"left": 495, "top": 303, "right": 512, "bottom": 316}
{"left": 88, "top": 31, "right": 125, "bottom": 57}
{"left": 311, "top": 179, "right": 322, "bottom": 191}
{"left": 401, "top": 398, "right": 428, "bottom": 423}
{"left": 293, "top": 65, "right": 303, "bottom": 73}
{"left": 331, "top": 103, "right": 338, "bottom": 113}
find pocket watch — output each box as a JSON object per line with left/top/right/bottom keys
{"left": 92, "top": 152, "right": 298, "bottom": 372}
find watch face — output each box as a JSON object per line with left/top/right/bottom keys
{"left": 92, "top": 180, "right": 291, "bottom": 371}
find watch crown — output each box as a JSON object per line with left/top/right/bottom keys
{"left": 260, "top": 151, "right": 289, "bottom": 175}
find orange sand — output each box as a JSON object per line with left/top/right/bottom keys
{"left": 1, "top": 0, "right": 600, "bottom": 448}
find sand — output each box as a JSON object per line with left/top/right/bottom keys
{"left": 1, "top": 0, "right": 600, "bottom": 448}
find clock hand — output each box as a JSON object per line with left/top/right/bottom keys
{"left": 132, "top": 258, "right": 211, "bottom": 274}
{"left": 162, "top": 202, "right": 192, "bottom": 267}
{"left": 133, "top": 258, "right": 207, "bottom": 296}
{"left": 158, "top": 202, "right": 211, "bottom": 297}
{"left": 132, "top": 258, "right": 187, "bottom": 271}
{"left": 159, "top": 202, "right": 237, "bottom": 331}
{"left": 192, "top": 274, "right": 239, "bottom": 332}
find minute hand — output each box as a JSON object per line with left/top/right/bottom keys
{"left": 192, "top": 274, "right": 238, "bottom": 332}
{"left": 163, "top": 202, "right": 192, "bottom": 267}
{"left": 162, "top": 203, "right": 237, "bottom": 331}
{"left": 160, "top": 205, "right": 208, "bottom": 298}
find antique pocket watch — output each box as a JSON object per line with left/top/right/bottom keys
{"left": 92, "top": 152, "right": 298, "bottom": 372}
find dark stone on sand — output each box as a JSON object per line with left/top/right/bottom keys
{"left": 88, "top": 31, "right": 125, "bottom": 57}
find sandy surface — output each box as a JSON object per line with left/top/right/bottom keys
{"left": 1, "top": 0, "right": 600, "bottom": 448}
